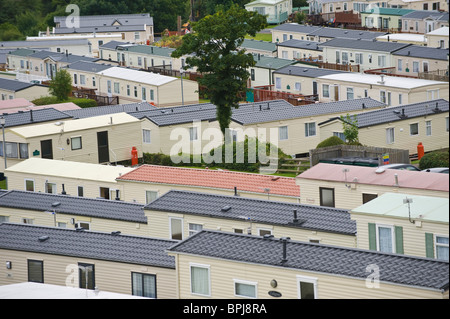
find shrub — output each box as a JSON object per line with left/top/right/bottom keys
{"left": 31, "top": 96, "right": 59, "bottom": 105}
{"left": 71, "top": 98, "right": 97, "bottom": 108}
{"left": 316, "top": 136, "right": 345, "bottom": 149}
{"left": 419, "top": 150, "right": 449, "bottom": 170}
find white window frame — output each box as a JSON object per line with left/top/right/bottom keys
{"left": 234, "top": 279, "right": 258, "bottom": 299}
{"left": 378, "top": 55, "right": 386, "bottom": 67}
{"left": 279, "top": 126, "right": 288, "bottom": 141}
{"left": 145, "top": 190, "right": 158, "bottom": 204}
{"left": 413, "top": 61, "right": 419, "bottom": 73}
{"left": 294, "top": 82, "right": 301, "bottom": 92}
{"left": 169, "top": 217, "right": 183, "bottom": 241}
{"left": 143, "top": 129, "right": 151, "bottom": 144}
{"left": 386, "top": 127, "right": 395, "bottom": 144}
{"left": 189, "top": 127, "right": 198, "bottom": 141}
{"left": 305, "top": 122, "right": 316, "bottom": 137}
{"left": 25, "top": 179, "right": 35, "bottom": 192}
{"left": 275, "top": 77, "right": 282, "bottom": 90}
{"left": 435, "top": 235, "right": 449, "bottom": 261}
{"left": 426, "top": 120, "right": 432, "bottom": 136}
{"left": 296, "top": 275, "right": 318, "bottom": 299}
{"left": 427, "top": 89, "right": 439, "bottom": 100}
{"left": 376, "top": 224, "right": 395, "bottom": 253}
{"left": 189, "top": 223, "right": 203, "bottom": 237}
{"left": 346, "top": 87, "right": 354, "bottom": 100}
{"left": 77, "top": 186, "right": 84, "bottom": 197}
{"left": 45, "top": 182, "right": 57, "bottom": 194}
{"left": 397, "top": 59, "right": 402, "bottom": 71}
{"left": 189, "top": 263, "right": 211, "bottom": 297}
{"left": 75, "top": 221, "right": 91, "bottom": 230}
{"left": 322, "top": 84, "right": 330, "bottom": 98}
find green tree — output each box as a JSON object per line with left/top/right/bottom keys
{"left": 340, "top": 114, "right": 359, "bottom": 144}
{"left": 172, "top": 4, "right": 267, "bottom": 134}
{"left": 48, "top": 68, "right": 73, "bottom": 101}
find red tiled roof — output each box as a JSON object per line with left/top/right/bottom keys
{"left": 298, "top": 163, "right": 449, "bottom": 192}
{"left": 117, "top": 165, "right": 300, "bottom": 197}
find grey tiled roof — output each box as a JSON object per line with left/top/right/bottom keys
{"left": 0, "top": 223, "right": 175, "bottom": 268}
{"left": 28, "top": 50, "right": 99, "bottom": 63}
{"left": 54, "top": 13, "right": 154, "bottom": 28}
{"left": 402, "top": 10, "right": 448, "bottom": 20}
{"left": 277, "top": 39, "right": 322, "bottom": 51}
{"left": 145, "top": 190, "right": 356, "bottom": 235}
{"left": 308, "top": 28, "right": 387, "bottom": 40}
{"left": 0, "top": 78, "right": 42, "bottom": 93}
{"left": 2, "top": 107, "right": 72, "bottom": 128}
{"left": 241, "top": 39, "right": 277, "bottom": 52}
{"left": 168, "top": 230, "right": 449, "bottom": 290}
{"left": 232, "top": 98, "right": 386, "bottom": 125}
{"left": 393, "top": 45, "right": 449, "bottom": 61}
{"left": 1, "top": 39, "right": 90, "bottom": 49}
{"left": 65, "top": 60, "right": 114, "bottom": 73}
{"left": 339, "top": 99, "right": 449, "bottom": 128}
{"left": 272, "top": 23, "right": 322, "bottom": 34}
{"left": 318, "top": 38, "right": 410, "bottom": 52}
{"left": 0, "top": 190, "right": 147, "bottom": 223}
{"left": 64, "top": 101, "right": 157, "bottom": 119}
{"left": 130, "top": 98, "right": 384, "bottom": 127}
{"left": 273, "top": 65, "right": 346, "bottom": 78}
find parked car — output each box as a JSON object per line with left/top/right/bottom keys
{"left": 379, "top": 163, "right": 421, "bottom": 171}
{"left": 421, "top": 167, "right": 449, "bottom": 174}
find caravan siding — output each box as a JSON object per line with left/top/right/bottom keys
{"left": 0, "top": 249, "right": 175, "bottom": 298}
{"left": 172, "top": 254, "right": 446, "bottom": 299}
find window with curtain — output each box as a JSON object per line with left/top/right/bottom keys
{"left": 426, "top": 121, "right": 432, "bottom": 136}
{"left": 235, "top": 281, "right": 257, "bottom": 298}
{"left": 146, "top": 190, "right": 158, "bottom": 204}
{"left": 78, "top": 263, "right": 95, "bottom": 290}
{"left": 436, "top": 236, "right": 449, "bottom": 261}
{"left": 346, "top": 87, "right": 354, "bottom": 100}
{"left": 323, "top": 84, "right": 329, "bottom": 98}
{"left": 132, "top": 273, "right": 156, "bottom": 298}
{"left": 19, "top": 143, "right": 28, "bottom": 159}
{"left": 305, "top": 122, "right": 316, "bottom": 137}
{"left": 190, "top": 127, "right": 198, "bottom": 141}
{"left": 143, "top": 129, "right": 151, "bottom": 144}
{"left": 386, "top": 127, "right": 395, "bottom": 144}
{"left": 6, "top": 142, "right": 18, "bottom": 158}
{"left": 377, "top": 226, "right": 394, "bottom": 253}
{"left": 279, "top": 126, "right": 288, "bottom": 140}
{"left": 191, "top": 265, "right": 210, "bottom": 296}
{"left": 189, "top": 223, "right": 203, "bottom": 236}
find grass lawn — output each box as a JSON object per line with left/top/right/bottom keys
{"left": 245, "top": 33, "right": 272, "bottom": 42}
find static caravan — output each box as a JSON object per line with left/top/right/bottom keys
{"left": 168, "top": 230, "right": 449, "bottom": 299}
{"left": 5, "top": 158, "right": 133, "bottom": 200}
{"left": 116, "top": 164, "right": 300, "bottom": 204}
{"left": 315, "top": 72, "right": 449, "bottom": 106}
{"left": 351, "top": 193, "right": 449, "bottom": 260}
{"left": 144, "top": 189, "right": 357, "bottom": 248}
{"left": 0, "top": 223, "right": 176, "bottom": 298}
{"left": 318, "top": 99, "right": 449, "bottom": 154}
{"left": 296, "top": 163, "right": 450, "bottom": 210}
{"left": 4, "top": 112, "right": 143, "bottom": 168}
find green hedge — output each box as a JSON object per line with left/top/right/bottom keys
{"left": 142, "top": 138, "right": 289, "bottom": 173}
{"left": 31, "top": 96, "right": 97, "bottom": 108}
{"left": 316, "top": 136, "right": 345, "bottom": 148}
{"left": 419, "top": 150, "right": 449, "bottom": 170}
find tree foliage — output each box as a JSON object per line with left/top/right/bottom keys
{"left": 340, "top": 114, "right": 360, "bottom": 144}
{"left": 48, "top": 68, "right": 73, "bottom": 102}
{"left": 172, "top": 4, "right": 266, "bottom": 134}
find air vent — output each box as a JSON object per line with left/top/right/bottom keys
{"left": 51, "top": 202, "right": 61, "bottom": 207}
{"left": 38, "top": 236, "right": 49, "bottom": 242}
{"left": 111, "top": 231, "right": 121, "bottom": 235}
{"left": 221, "top": 205, "right": 231, "bottom": 212}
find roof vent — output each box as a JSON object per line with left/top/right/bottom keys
{"left": 280, "top": 237, "right": 290, "bottom": 264}
{"left": 432, "top": 102, "right": 442, "bottom": 113}
{"left": 221, "top": 205, "right": 232, "bottom": 212}
{"left": 51, "top": 202, "right": 61, "bottom": 207}
{"left": 263, "top": 234, "right": 274, "bottom": 239}
{"left": 38, "top": 235, "right": 49, "bottom": 242}
{"left": 375, "top": 167, "right": 386, "bottom": 174}
{"left": 111, "top": 231, "right": 121, "bottom": 235}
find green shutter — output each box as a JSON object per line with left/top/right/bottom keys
{"left": 368, "top": 223, "right": 377, "bottom": 250}
{"left": 395, "top": 226, "right": 404, "bottom": 254}
{"left": 425, "top": 233, "right": 435, "bottom": 258}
